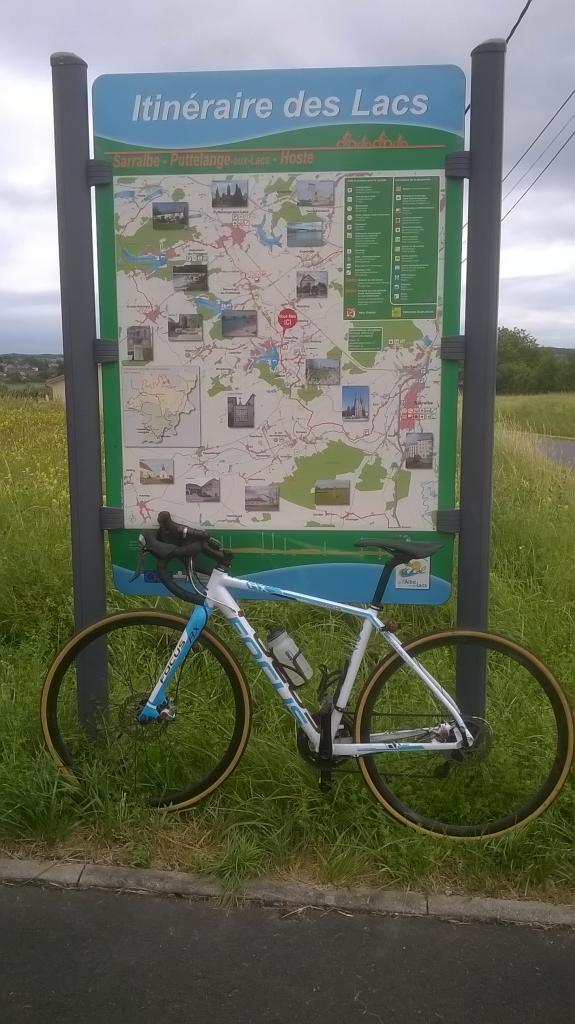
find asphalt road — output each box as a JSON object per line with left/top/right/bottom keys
{"left": 0, "top": 884, "right": 573, "bottom": 1024}
{"left": 537, "top": 435, "right": 575, "bottom": 467}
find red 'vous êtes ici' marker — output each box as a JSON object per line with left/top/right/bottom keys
{"left": 278, "top": 308, "right": 298, "bottom": 336}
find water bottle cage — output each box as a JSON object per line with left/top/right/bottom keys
{"left": 273, "top": 656, "right": 308, "bottom": 687}
{"left": 291, "top": 652, "right": 312, "bottom": 683}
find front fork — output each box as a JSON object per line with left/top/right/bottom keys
{"left": 137, "top": 605, "right": 212, "bottom": 722}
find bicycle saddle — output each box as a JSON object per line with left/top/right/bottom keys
{"left": 354, "top": 538, "right": 443, "bottom": 560}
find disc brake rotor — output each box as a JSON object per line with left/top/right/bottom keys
{"left": 116, "top": 695, "right": 172, "bottom": 741}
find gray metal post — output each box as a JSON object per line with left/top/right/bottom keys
{"left": 456, "top": 39, "right": 506, "bottom": 716}
{"left": 51, "top": 53, "right": 108, "bottom": 724}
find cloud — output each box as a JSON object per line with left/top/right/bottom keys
{"left": 500, "top": 242, "right": 575, "bottom": 281}
{"left": 0, "top": 289, "right": 61, "bottom": 351}
{"left": 1, "top": 0, "right": 574, "bottom": 351}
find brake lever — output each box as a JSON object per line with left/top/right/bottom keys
{"left": 130, "top": 535, "right": 147, "bottom": 582}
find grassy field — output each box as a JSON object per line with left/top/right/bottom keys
{"left": 1, "top": 396, "right": 575, "bottom": 898}
{"left": 496, "top": 392, "right": 575, "bottom": 437}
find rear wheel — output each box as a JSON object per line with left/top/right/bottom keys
{"left": 41, "top": 610, "right": 251, "bottom": 809}
{"left": 355, "top": 629, "right": 574, "bottom": 838}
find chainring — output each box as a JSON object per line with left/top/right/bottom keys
{"left": 296, "top": 712, "right": 354, "bottom": 767}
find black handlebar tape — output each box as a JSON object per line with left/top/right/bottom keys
{"left": 156, "top": 561, "right": 205, "bottom": 605}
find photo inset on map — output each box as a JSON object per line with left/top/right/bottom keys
{"left": 221, "top": 310, "right": 258, "bottom": 337}
{"left": 314, "top": 479, "right": 351, "bottom": 506}
{"left": 342, "top": 385, "right": 369, "bottom": 420}
{"left": 168, "top": 314, "right": 203, "bottom": 342}
{"left": 296, "top": 180, "right": 335, "bottom": 207}
{"left": 286, "top": 220, "right": 324, "bottom": 247}
{"left": 123, "top": 367, "right": 201, "bottom": 448}
{"left": 173, "top": 263, "right": 209, "bottom": 292}
{"left": 245, "top": 483, "right": 280, "bottom": 511}
{"left": 152, "top": 202, "right": 189, "bottom": 229}
{"left": 126, "top": 325, "right": 153, "bottom": 362}
{"left": 405, "top": 431, "right": 434, "bottom": 469}
{"left": 296, "top": 270, "right": 328, "bottom": 299}
{"left": 305, "top": 358, "right": 340, "bottom": 385}
{"left": 186, "top": 478, "right": 221, "bottom": 502}
{"left": 211, "top": 179, "right": 248, "bottom": 208}
{"left": 228, "top": 394, "right": 255, "bottom": 428}
{"left": 139, "top": 459, "right": 175, "bottom": 485}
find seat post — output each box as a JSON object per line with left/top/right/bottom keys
{"left": 370, "top": 557, "right": 403, "bottom": 607}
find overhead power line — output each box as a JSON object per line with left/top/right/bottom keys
{"left": 502, "top": 109, "right": 575, "bottom": 202}
{"left": 501, "top": 126, "right": 575, "bottom": 222}
{"left": 462, "top": 87, "right": 575, "bottom": 232}
{"left": 461, "top": 123, "right": 575, "bottom": 262}
{"left": 505, "top": 0, "right": 536, "bottom": 44}
{"left": 502, "top": 87, "right": 575, "bottom": 182}
{"left": 465, "top": 0, "right": 536, "bottom": 114}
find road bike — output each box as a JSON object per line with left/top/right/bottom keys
{"left": 41, "top": 512, "right": 574, "bottom": 838}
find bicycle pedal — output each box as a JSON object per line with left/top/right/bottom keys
{"left": 319, "top": 769, "right": 332, "bottom": 793}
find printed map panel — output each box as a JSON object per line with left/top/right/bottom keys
{"left": 115, "top": 170, "right": 444, "bottom": 531}
{"left": 122, "top": 366, "right": 201, "bottom": 447}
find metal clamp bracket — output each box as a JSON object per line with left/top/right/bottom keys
{"left": 100, "top": 506, "right": 125, "bottom": 531}
{"left": 445, "top": 151, "right": 471, "bottom": 179}
{"left": 87, "top": 159, "right": 113, "bottom": 186}
{"left": 441, "top": 335, "right": 466, "bottom": 361}
{"left": 94, "top": 338, "right": 119, "bottom": 364}
{"left": 436, "top": 508, "right": 461, "bottom": 534}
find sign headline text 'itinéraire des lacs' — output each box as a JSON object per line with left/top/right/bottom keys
{"left": 131, "top": 89, "right": 430, "bottom": 124}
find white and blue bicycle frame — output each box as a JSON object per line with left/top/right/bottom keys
{"left": 138, "top": 568, "right": 474, "bottom": 755}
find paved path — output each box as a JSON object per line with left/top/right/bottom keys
{"left": 537, "top": 435, "right": 575, "bottom": 467}
{"left": 1, "top": 884, "right": 573, "bottom": 1023}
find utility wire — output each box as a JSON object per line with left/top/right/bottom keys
{"left": 462, "top": 88, "right": 575, "bottom": 231}
{"left": 501, "top": 109, "right": 575, "bottom": 202}
{"left": 505, "top": 0, "right": 536, "bottom": 44}
{"left": 500, "top": 126, "right": 575, "bottom": 222}
{"left": 465, "top": 0, "right": 536, "bottom": 114}
{"left": 460, "top": 124, "right": 572, "bottom": 264}
{"left": 502, "top": 87, "right": 575, "bottom": 182}
{"left": 462, "top": 122, "right": 575, "bottom": 261}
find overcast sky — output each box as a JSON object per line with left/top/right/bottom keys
{"left": 1, "top": 0, "right": 574, "bottom": 353}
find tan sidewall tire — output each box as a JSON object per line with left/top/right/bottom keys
{"left": 354, "top": 628, "right": 575, "bottom": 839}
{"left": 40, "top": 609, "right": 252, "bottom": 810}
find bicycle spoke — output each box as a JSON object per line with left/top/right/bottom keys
{"left": 356, "top": 631, "right": 572, "bottom": 836}
{"left": 44, "top": 614, "right": 249, "bottom": 807}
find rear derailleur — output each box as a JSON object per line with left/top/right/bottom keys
{"left": 434, "top": 717, "right": 492, "bottom": 777}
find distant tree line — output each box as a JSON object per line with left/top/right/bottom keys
{"left": 0, "top": 354, "right": 63, "bottom": 383}
{"left": 495, "top": 328, "right": 575, "bottom": 394}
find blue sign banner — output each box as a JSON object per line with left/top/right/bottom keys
{"left": 93, "top": 65, "right": 465, "bottom": 148}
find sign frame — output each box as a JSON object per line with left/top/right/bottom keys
{"left": 51, "top": 43, "right": 505, "bottom": 723}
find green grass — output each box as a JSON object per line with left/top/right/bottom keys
{"left": 0, "top": 383, "right": 49, "bottom": 399}
{"left": 1, "top": 397, "right": 575, "bottom": 898}
{"left": 496, "top": 393, "right": 575, "bottom": 438}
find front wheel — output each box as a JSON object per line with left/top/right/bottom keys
{"left": 41, "top": 610, "right": 251, "bottom": 809}
{"left": 355, "top": 629, "right": 574, "bottom": 838}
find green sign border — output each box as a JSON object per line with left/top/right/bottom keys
{"left": 95, "top": 122, "right": 462, "bottom": 596}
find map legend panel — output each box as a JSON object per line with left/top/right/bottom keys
{"left": 343, "top": 178, "right": 393, "bottom": 320}
{"left": 391, "top": 176, "right": 439, "bottom": 318}
{"left": 344, "top": 174, "right": 440, "bottom": 321}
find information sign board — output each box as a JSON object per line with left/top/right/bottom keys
{"left": 93, "top": 65, "right": 465, "bottom": 602}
